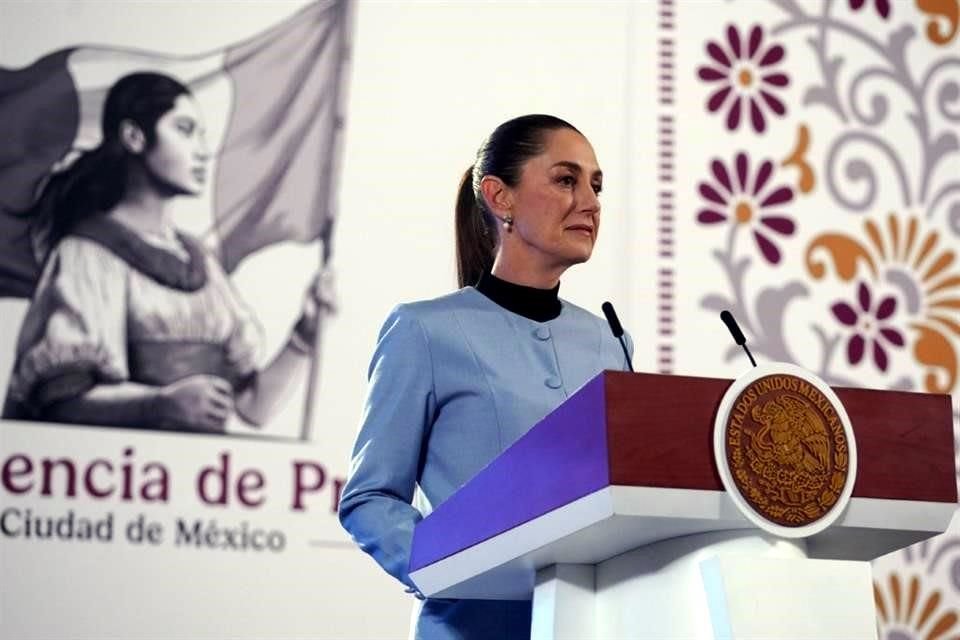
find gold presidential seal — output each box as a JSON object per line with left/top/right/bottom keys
{"left": 723, "top": 372, "right": 851, "bottom": 528}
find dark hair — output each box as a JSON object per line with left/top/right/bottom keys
{"left": 28, "top": 72, "right": 190, "bottom": 247}
{"left": 455, "top": 114, "right": 580, "bottom": 288}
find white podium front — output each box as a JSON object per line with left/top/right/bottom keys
{"left": 532, "top": 530, "right": 875, "bottom": 639}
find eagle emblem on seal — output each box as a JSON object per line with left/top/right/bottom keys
{"left": 722, "top": 372, "right": 851, "bottom": 527}
{"left": 716, "top": 368, "right": 855, "bottom": 534}
{"left": 749, "top": 394, "right": 830, "bottom": 474}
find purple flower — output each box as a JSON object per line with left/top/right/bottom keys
{"left": 696, "top": 24, "right": 790, "bottom": 133}
{"left": 831, "top": 282, "right": 905, "bottom": 372}
{"left": 849, "top": 0, "right": 891, "bottom": 20}
{"left": 696, "top": 152, "right": 796, "bottom": 264}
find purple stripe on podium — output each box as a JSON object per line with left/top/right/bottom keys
{"left": 408, "top": 373, "right": 612, "bottom": 572}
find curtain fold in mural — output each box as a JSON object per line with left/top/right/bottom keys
{"left": 0, "top": 0, "right": 349, "bottom": 297}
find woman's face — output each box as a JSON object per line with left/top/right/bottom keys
{"left": 502, "top": 128, "right": 603, "bottom": 270}
{"left": 143, "top": 95, "right": 210, "bottom": 196}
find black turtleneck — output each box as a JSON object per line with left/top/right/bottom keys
{"left": 475, "top": 271, "right": 561, "bottom": 322}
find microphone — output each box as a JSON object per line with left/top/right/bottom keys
{"left": 720, "top": 310, "right": 757, "bottom": 367}
{"left": 602, "top": 301, "right": 634, "bottom": 372}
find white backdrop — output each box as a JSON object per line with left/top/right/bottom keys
{"left": 0, "top": 2, "right": 646, "bottom": 638}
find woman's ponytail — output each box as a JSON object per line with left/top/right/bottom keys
{"left": 35, "top": 141, "right": 128, "bottom": 247}
{"left": 454, "top": 165, "right": 495, "bottom": 288}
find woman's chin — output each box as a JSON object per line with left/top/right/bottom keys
{"left": 559, "top": 250, "right": 592, "bottom": 268}
{"left": 179, "top": 183, "right": 205, "bottom": 197}
{"left": 569, "top": 243, "right": 595, "bottom": 264}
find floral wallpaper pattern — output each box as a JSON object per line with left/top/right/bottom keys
{"left": 677, "top": 0, "right": 960, "bottom": 636}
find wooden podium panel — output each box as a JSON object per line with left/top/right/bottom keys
{"left": 603, "top": 371, "right": 955, "bottom": 501}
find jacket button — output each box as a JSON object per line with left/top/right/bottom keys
{"left": 534, "top": 327, "right": 551, "bottom": 340}
{"left": 545, "top": 376, "right": 562, "bottom": 389}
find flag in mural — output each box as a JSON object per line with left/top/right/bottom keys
{"left": 0, "top": 0, "right": 350, "bottom": 297}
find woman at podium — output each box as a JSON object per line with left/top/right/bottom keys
{"left": 339, "top": 114, "right": 633, "bottom": 639}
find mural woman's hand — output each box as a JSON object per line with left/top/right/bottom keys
{"left": 156, "top": 375, "right": 234, "bottom": 432}
{"left": 290, "top": 266, "right": 336, "bottom": 354}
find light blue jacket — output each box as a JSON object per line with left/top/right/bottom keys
{"left": 339, "top": 286, "right": 633, "bottom": 639}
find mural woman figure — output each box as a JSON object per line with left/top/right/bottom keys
{"left": 339, "top": 115, "right": 633, "bottom": 639}
{"left": 2, "top": 72, "right": 330, "bottom": 433}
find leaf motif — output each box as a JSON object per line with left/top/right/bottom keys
{"left": 912, "top": 323, "right": 958, "bottom": 393}
{"left": 930, "top": 132, "right": 960, "bottom": 165}
{"left": 832, "top": 470, "right": 846, "bottom": 488}
{"left": 906, "top": 111, "right": 922, "bottom": 131}
{"left": 802, "top": 85, "right": 836, "bottom": 110}
{"left": 701, "top": 294, "right": 734, "bottom": 313}
{"left": 825, "top": 56, "right": 843, "bottom": 81}
{"left": 916, "top": 0, "right": 959, "bottom": 45}
{"left": 731, "top": 257, "right": 751, "bottom": 285}
{"left": 800, "top": 44, "right": 843, "bottom": 116}
{"left": 805, "top": 233, "right": 877, "bottom": 281}
{"left": 782, "top": 124, "right": 815, "bottom": 194}
{"left": 886, "top": 25, "right": 916, "bottom": 74}
{"left": 817, "top": 52, "right": 844, "bottom": 89}
{"left": 753, "top": 281, "right": 809, "bottom": 362}
{"left": 757, "top": 281, "right": 808, "bottom": 309}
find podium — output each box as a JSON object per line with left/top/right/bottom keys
{"left": 408, "top": 371, "right": 957, "bottom": 639}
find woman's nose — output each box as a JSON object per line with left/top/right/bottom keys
{"left": 195, "top": 136, "right": 212, "bottom": 161}
{"left": 580, "top": 183, "right": 600, "bottom": 212}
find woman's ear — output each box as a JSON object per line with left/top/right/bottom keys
{"left": 119, "top": 119, "right": 147, "bottom": 154}
{"left": 479, "top": 175, "right": 513, "bottom": 217}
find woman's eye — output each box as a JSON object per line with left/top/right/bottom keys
{"left": 557, "top": 175, "right": 575, "bottom": 187}
{"left": 593, "top": 183, "right": 603, "bottom": 195}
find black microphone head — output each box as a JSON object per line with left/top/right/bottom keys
{"left": 720, "top": 310, "right": 747, "bottom": 346}
{"left": 602, "top": 301, "right": 624, "bottom": 338}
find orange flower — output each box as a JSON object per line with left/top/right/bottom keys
{"left": 806, "top": 214, "right": 960, "bottom": 393}
{"left": 874, "top": 572, "right": 958, "bottom": 640}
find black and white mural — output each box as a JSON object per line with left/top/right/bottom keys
{"left": 0, "top": 1, "right": 348, "bottom": 439}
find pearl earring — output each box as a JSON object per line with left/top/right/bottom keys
{"left": 502, "top": 215, "right": 513, "bottom": 232}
